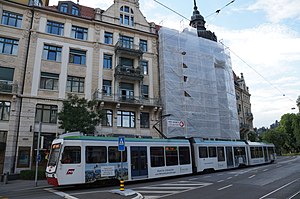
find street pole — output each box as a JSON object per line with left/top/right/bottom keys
{"left": 35, "top": 122, "right": 41, "bottom": 187}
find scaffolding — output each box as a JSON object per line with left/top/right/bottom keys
{"left": 159, "top": 27, "right": 240, "bottom": 139}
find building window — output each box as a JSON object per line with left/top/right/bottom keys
{"left": 104, "top": 32, "right": 113, "bottom": 44}
{"left": 0, "top": 101, "right": 11, "bottom": 121}
{"left": 101, "top": 109, "right": 112, "bottom": 127}
{"left": 43, "top": 44, "right": 62, "bottom": 62}
{"left": 103, "top": 54, "right": 112, "bottom": 69}
{"left": 141, "top": 61, "right": 148, "bottom": 75}
{"left": 142, "top": 85, "right": 149, "bottom": 99}
{"left": 119, "top": 35, "right": 133, "bottom": 49}
{"left": 0, "top": 67, "right": 14, "bottom": 93}
{"left": 60, "top": 3, "right": 68, "bottom": 13}
{"left": 0, "top": 37, "right": 19, "bottom": 55}
{"left": 72, "top": 6, "right": 79, "bottom": 16}
{"left": 46, "top": 21, "right": 64, "bottom": 36}
{"left": 17, "top": 147, "right": 30, "bottom": 168}
{"left": 103, "top": 80, "right": 112, "bottom": 96}
{"left": 40, "top": 72, "right": 59, "bottom": 90}
{"left": 69, "top": 49, "right": 86, "bottom": 65}
{"left": 139, "top": 39, "right": 147, "bottom": 52}
{"left": 66, "top": 76, "right": 84, "bottom": 93}
{"left": 120, "top": 83, "right": 134, "bottom": 100}
{"left": 117, "top": 111, "right": 135, "bottom": 128}
{"left": 140, "top": 112, "right": 149, "bottom": 128}
{"left": 71, "top": 25, "right": 88, "bottom": 40}
{"left": 35, "top": 104, "right": 58, "bottom": 123}
{"left": 1, "top": 10, "right": 22, "bottom": 28}
{"left": 120, "top": 6, "right": 134, "bottom": 26}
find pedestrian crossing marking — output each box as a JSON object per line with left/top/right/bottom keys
{"left": 133, "top": 181, "right": 212, "bottom": 198}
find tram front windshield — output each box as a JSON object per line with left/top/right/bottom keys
{"left": 47, "top": 143, "right": 61, "bottom": 167}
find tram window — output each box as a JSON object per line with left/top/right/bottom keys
{"left": 199, "top": 147, "right": 208, "bottom": 158}
{"left": 86, "top": 146, "right": 107, "bottom": 163}
{"left": 108, "top": 146, "right": 127, "bottom": 163}
{"left": 179, "top": 147, "right": 190, "bottom": 165}
{"left": 208, "top": 147, "right": 217, "bottom": 158}
{"left": 258, "top": 147, "right": 263, "bottom": 158}
{"left": 165, "top": 146, "right": 178, "bottom": 166}
{"left": 217, "top": 147, "right": 225, "bottom": 162}
{"left": 250, "top": 147, "right": 255, "bottom": 158}
{"left": 150, "top": 147, "right": 165, "bottom": 167}
{"left": 61, "top": 146, "right": 81, "bottom": 164}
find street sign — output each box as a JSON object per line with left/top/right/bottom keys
{"left": 167, "top": 120, "right": 185, "bottom": 128}
{"left": 118, "top": 136, "right": 125, "bottom": 151}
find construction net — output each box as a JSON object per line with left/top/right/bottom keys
{"left": 159, "top": 27, "right": 240, "bottom": 139}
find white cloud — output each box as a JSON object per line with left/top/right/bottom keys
{"left": 248, "top": 0, "right": 300, "bottom": 23}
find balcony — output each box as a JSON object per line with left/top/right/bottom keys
{"left": 115, "top": 65, "right": 144, "bottom": 81}
{"left": 0, "top": 81, "right": 18, "bottom": 94}
{"left": 246, "top": 113, "right": 253, "bottom": 120}
{"left": 93, "top": 91, "right": 161, "bottom": 107}
{"left": 115, "top": 41, "right": 143, "bottom": 57}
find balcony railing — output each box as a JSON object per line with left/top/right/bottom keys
{"left": 93, "top": 91, "right": 161, "bottom": 107}
{"left": 114, "top": 65, "right": 144, "bottom": 81}
{"left": 115, "top": 41, "right": 143, "bottom": 56}
{"left": 0, "top": 81, "right": 18, "bottom": 94}
{"left": 246, "top": 112, "right": 253, "bottom": 120}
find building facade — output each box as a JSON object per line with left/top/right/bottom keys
{"left": 158, "top": 2, "right": 240, "bottom": 139}
{"left": 233, "top": 72, "right": 254, "bottom": 139}
{"left": 0, "top": 0, "right": 160, "bottom": 174}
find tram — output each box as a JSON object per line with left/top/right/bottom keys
{"left": 46, "top": 133, "right": 276, "bottom": 186}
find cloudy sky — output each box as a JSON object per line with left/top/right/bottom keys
{"left": 49, "top": 0, "right": 300, "bottom": 128}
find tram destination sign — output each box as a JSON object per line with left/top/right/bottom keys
{"left": 118, "top": 136, "right": 125, "bottom": 151}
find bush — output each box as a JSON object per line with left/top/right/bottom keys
{"left": 20, "top": 169, "right": 46, "bottom": 180}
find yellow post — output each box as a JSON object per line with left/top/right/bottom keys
{"left": 120, "top": 178, "right": 125, "bottom": 191}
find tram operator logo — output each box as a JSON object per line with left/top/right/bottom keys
{"left": 66, "top": 168, "right": 75, "bottom": 175}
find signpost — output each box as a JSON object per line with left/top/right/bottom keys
{"left": 118, "top": 136, "right": 125, "bottom": 191}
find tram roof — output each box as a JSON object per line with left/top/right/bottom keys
{"left": 62, "top": 136, "right": 190, "bottom": 143}
{"left": 192, "top": 138, "right": 247, "bottom": 145}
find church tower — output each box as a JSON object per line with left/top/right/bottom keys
{"left": 190, "top": 0, "right": 217, "bottom": 42}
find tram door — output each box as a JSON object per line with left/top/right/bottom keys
{"left": 226, "top": 147, "right": 234, "bottom": 168}
{"left": 264, "top": 147, "right": 268, "bottom": 162}
{"left": 131, "top": 146, "right": 148, "bottom": 179}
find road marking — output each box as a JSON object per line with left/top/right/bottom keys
{"left": 203, "top": 175, "right": 212, "bottom": 178}
{"left": 217, "top": 180, "right": 224, "bottom": 183}
{"left": 217, "top": 173, "right": 224, "bottom": 176}
{"left": 249, "top": 175, "right": 256, "bottom": 179}
{"left": 288, "top": 190, "right": 300, "bottom": 199}
{"left": 45, "top": 188, "right": 78, "bottom": 199}
{"left": 188, "top": 178, "right": 199, "bottom": 181}
{"left": 137, "top": 190, "right": 176, "bottom": 194}
{"left": 276, "top": 165, "right": 282, "bottom": 167}
{"left": 161, "top": 183, "right": 211, "bottom": 186}
{"left": 263, "top": 169, "right": 268, "bottom": 172}
{"left": 138, "top": 186, "right": 188, "bottom": 190}
{"left": 218, "top": 184, "right": 232, "bottom": 191}
{"left": 259, "top": 178, "right": 300, "bottom": 199}
{"left": 227, "top": 177, "right": 232, "bottom": 180}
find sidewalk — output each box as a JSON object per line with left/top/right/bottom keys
{"left": 0, "top": 179, "right": 143, "bottom": 199}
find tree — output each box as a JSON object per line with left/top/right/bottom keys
{"left": 261, "top": 128, "right": 287, "bottom": 155}
{"left": 58, "top": 94, "right": 103, "bottom": 134}
{"left": 297, "top": 96, "right": 300, "bottom": 112}
{"left": 279, "top": 113, "right": 298, "bottom": 153}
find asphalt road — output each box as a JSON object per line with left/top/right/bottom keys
{"left": 1, "top": 156, "right": 299, "bottom": 199}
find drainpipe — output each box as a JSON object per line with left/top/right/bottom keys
{"left": 13, "top": 6, "right": 34, "bottom": 173}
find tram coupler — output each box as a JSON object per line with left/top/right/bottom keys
{"left": 119, "top": 178, "right": 124, "bottom": 191}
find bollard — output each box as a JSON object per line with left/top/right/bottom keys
{"left": 119, "top": 178, "right": 124, "bottom": 191}
{"left": 3, "top": 172, "right": 8, "bottom": 184}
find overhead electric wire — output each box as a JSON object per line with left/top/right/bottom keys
{"left": 206, "top": 0, "right": 235, "bottom": 18}
{"left": 219, "top": 41, "right": 294, "bottom": 102}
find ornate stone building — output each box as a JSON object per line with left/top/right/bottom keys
{"left": 0, "top": 0, "right": 160, "bottom": 174}
{"left": 233, "top": 72, "right": 254, "bottom": 139}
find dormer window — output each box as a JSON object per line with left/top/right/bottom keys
{"left": 72, "top": 6, "right": 79, "bottom": 16}
{"left": 60, "top": 3, "right": 68, "bottom": 13}
{"left": 120, "top": 6, "right": 134, "bottom": 27}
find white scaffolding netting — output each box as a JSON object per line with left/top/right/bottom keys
{"left": 159, "top": 27, "right": 240, "bottom": 139}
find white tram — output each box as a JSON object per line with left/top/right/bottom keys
{"left": 46, "top": 135, "right": 192, "bottom": 186}
{"left": 46, "top": 134, "right": 276, "bottom": 186}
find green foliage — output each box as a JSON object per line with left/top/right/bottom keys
{"left": 261, "top": 113, "right": 300, "bottom": 154}
{"left": 20, "top": 169, "right": 46, "bottom": 180}
{"left": 58, "top": 94, "right": 103, "bottom": 134}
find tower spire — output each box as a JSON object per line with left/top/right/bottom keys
{"left": 190, "top": 0, "right": 217, "bottom": 42}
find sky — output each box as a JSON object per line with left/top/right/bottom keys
{"left": 49, "top": 0, "right": 300, "bottom": 128}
